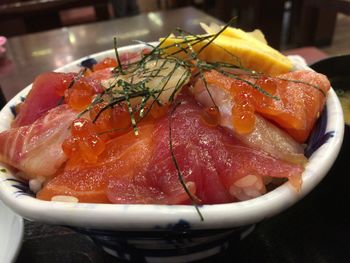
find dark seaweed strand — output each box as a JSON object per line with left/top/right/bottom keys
{"left": 57, "top": 68, "right": 86, "bottom": 106}
{"left": 174, "top": 29, "right": 252, "bottom": 73}
{"left": 167, "top": 35, "right": 214, "bottom": 57}
{"left": 139, "top": 39, "right": 194, "bottom": 73}
{"left": 146, "top": 48, "right": 190, "bottom": 102}
{"left": 88, "top": 19, "right": 296, "bottom": 130}
{"left": 275, "top": 77, "right": 326, "bottom": 97}
{"left": 168, "top": 66, "right": 191, "bottom": 103}
{"left": 138, "top": 92, "right": 151, "bottom": 117}
{"left": 140, "top": 58, "right": 190, "bottom": 112}
{"left": 204, "top": 61, "right": 264, "bottom": 80}
{"left": 196, "top": 17, "right": 237, "bottom": 56}
{"left": 178, "top": 29, "right": 219, "bottom": 109}
{"left": 198, "top": 30, "right": 324, "bottom": 97}
{"left": 120, "top": 79, "right": 139, "bottom": 135}
{"left": 123, "top": 48, "right": 191, "bottom": 122}
{"left": 93, "top": 58, "right": 190, "bottom": 141}
{"left": 129, "top": 59, "right": 173, "bottom": 119}
{"left": 80, "top": 78, "right": 116, "bottom": 115}
{"left": 114, "top": 37, "right": 124, "bottom": 74}
{"left": 178, "top": 26, "right": 271, "bottom": 78}
{"left": 91, "top": 89, "right": 154, "bottom": 123}
{"left": 178, "top": 27, "right": 246, "bottom": 69}
{"left": 161, "top": 34, "right": 216, "bottom": 58}
{"left": 169, "top": 102, "right": 204, "bottom": 221}
{"left": 138, "top": 33, "right": 172, "bottom": 64}
{"left": 90, "top": 56, "right": 171, "bottom": 126}
{"left": 216, "top": 68, "right": 280, "bottom": 100}
{"left": 160, "top": 25, "right": 278, "bottom": 102}
{"left": 183, "top": 21, "right": 266, "bottom": 74}
{"left": 137, "top": 60, "right": 186, "bottom": 120}
{"left": 77, "top": 92, "right": 105, "bottom": 118}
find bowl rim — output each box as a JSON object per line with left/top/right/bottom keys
{"left": 0, "top": 43, "right": 345, "bottom": 230}
{"left": 310, "top": 53, "right": 350, "bottom": 68}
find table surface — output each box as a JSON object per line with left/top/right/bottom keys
{"left": 1, "top": 6, "right": 349, "bottom": 263}
{"left": 0, "top": 6, "right": 221, "bottom": 102}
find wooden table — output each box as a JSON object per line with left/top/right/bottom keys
{"left": 0, "top": 6, "right": 221, "bottom": 102}
{"left": 0, "top": 5, "right": 331, "bottom": 103}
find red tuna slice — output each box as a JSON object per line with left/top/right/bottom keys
{"left": 12, "top": 72, "right": 76, "bottom": 128}
{"left": 0, "top": 104, "right": 77, "bottom": 181}
{"left": 107, "top": 93, "right": 304, "bottom": 205}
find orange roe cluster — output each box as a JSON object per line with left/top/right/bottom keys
{"left": 88, "top": 102, "right": 169, "bottom": 140}
{"left": 59, "top": 55, "right": 172, "bottom": 163}
{"left": 54, "top": 58, "right": 119, "bottom": 112}
{"left": 55, "top": 75, "right": 104, "bottom": 112}
{"left": 62, "top": 118, "right": 106, "bottom": 164}
{"left": 62, "top": 103, "right": 132, "bottom": 164}
{"left": 230, "top": 76, "right": 277, "bottom": 134}
{"left": 89, "top": 102, "right": 132, "bottom": 140}
{"left": 63, "top": 101, "right": 169, "bottom": 164}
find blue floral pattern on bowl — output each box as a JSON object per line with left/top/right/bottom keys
{"left": 305, "top": 106, "right": 334, "bottom": 157}
{"left": 73, "top": 222, "right": 254, "bottom": 262}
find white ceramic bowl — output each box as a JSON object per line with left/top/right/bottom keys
{"left": 0, "top": 44, "right": 344, "bottom": 262}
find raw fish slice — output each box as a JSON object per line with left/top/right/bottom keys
{"left": 0, "top": 105, "right": 77, "bottom": 180}
{"left": 192, "top": 76, "right": 306, "bottom": 164}
{"left": 258, "top": 70, "right": 330, "bottom": 142}
{"left": 37, "top": 124, "right": 154, "bottom": 203}
{"left": 199, "top": 70, "right": 330, "bottom": 143}
{"left": 12, "top": 72, "right": 76, "bottom": 128}
{"left": 108, "top": 142, "right": 232, "bottom": 204}
{"left": 87, "top": 67, "right": 114, "bottom": 81}
{"left": 107, "top": 94, "right": 304, "bottom": 205}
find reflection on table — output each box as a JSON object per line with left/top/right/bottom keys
{"left": 0, "top": 6, "right": 220, "bottom": 101}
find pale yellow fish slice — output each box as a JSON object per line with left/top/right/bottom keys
{"left": 200, "top": 22, "right": 267, "bottom": 44}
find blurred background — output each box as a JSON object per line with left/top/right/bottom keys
{"left": 0, "top": 0, "right": 349, "bottom": 54}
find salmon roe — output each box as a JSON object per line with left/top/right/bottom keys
{"left": 64, "top": 78, "right": 103, "bottom": 111}
{"left": 200, "top": 106, "right": 220, "bottom": 127}
{"left": 66, "top": 80, "right": 92, "bottom": 111}
{"left": 62, "top": 118, "right": 105, "bottom": 164}
{"left": 230, "top": 76, "right": 277, "bottom": 134}
{"left": 54, "top": 73, "right": 76, "bottom": 97}
{"left": 231, "top": 92, "right": 255, "bottom": 134}
{"left": 89, "top": 103, "right": 133, "bottom": 140}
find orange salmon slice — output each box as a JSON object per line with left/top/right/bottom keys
{"left": 37, "top": 124, "right": 154, "bottom": 203}
{"left": 204, "top": 70, "right": 330, "bottom": 143}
